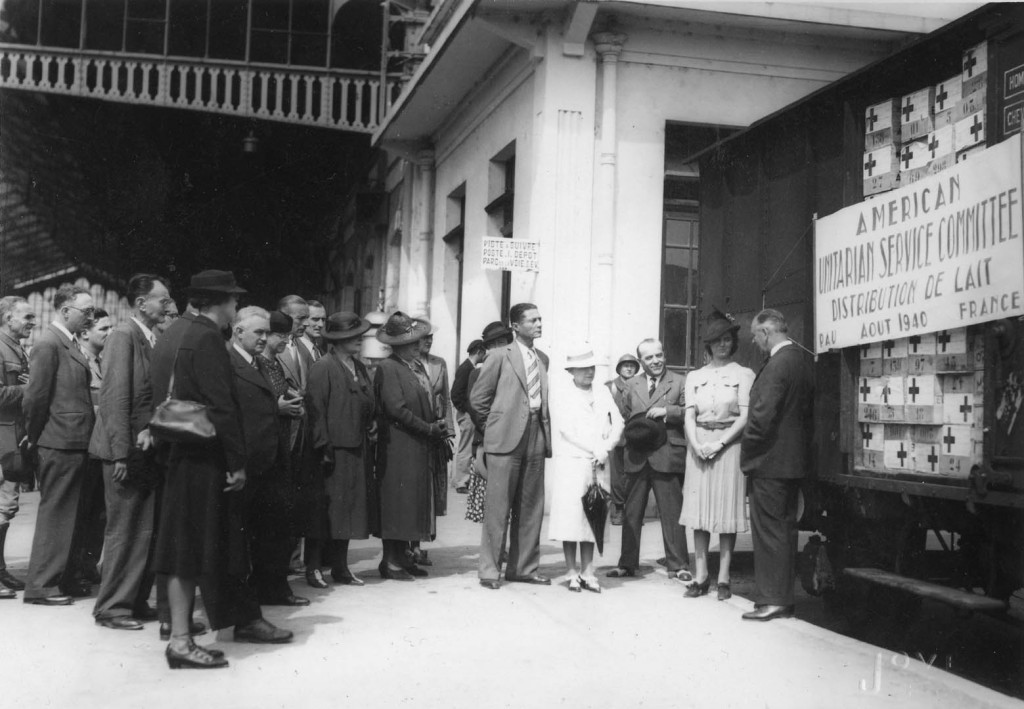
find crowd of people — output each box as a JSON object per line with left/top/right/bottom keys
{"left": 0, "top": 267, "right": 814, "bottom": 670}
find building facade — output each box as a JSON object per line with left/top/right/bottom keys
{"left": 369, "top": 0, "right": 975, "bottom": 375}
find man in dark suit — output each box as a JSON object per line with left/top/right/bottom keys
{"left": 740, "top": 308, "right": 814, "bottom": 621}
{"left": 0, "top": 296, "right": 36, "bottom": 598}
{"left": 470, "top": 303, "right": 551, "bottom": 590}
{"left": 606, "top": 353, "right": 640, "bottom": 525}
{"left": 607, "top": 339, "right": 690, "bottom": 580}
{"left": 22, "top": 284, "right": 97, "bottom": 605}
{"left": 90, "top": 275, "right": 169, "bottom": 630}
{"left": 229, "top": 306, "right": 307, "bottom": 607}
{"left": 450, "top": 339, "right": 485, "bottom": 492}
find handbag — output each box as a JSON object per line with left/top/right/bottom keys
{"left": 149, "top": 349, "right": 216, "bottom": 444}
{"left": 0, "top": 422, "right": 34, "bottom": 484}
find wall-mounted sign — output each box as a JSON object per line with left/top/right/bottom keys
{"left": 814, "top": 134, "right": 1024, "bottom": 353}
{"left": 481, "top": 237, "right": 540, "bottom": 272}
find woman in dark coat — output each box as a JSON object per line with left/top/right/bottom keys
{"left": 305, "top": 312, "right": 375, "bottom": 588}
{"left": 150, "top": 271, "right": 292, "bottom": 670}
{"left": 373, "top": 312, "right": 448, "bottom": 580}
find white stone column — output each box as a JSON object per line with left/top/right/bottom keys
{"left": 409, "top": 148, "right": 435, "bottom": 316}
{"left": 590, "top": 32, "right": 626, "bottom": 365}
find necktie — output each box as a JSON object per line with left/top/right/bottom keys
{"left": 312, "top": 343, "right": 322, "bottom": 361}
{"left": 251, "top": 356, "right": 260, "bottom": 372}
{"left": 649, "top": 376, "right": 657, "bottom": 398}
{"left": 527, "top": 350, "right": 541, "bottom": 409}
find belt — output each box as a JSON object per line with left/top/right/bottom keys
{"left": 528, "top": 410, "right": 542, "bottom": 420}
{"left": 696, "top": 421, "right": 732, "bottom": 430}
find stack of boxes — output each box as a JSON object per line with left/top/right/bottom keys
{"left": 856, "top": 327, "right": 983, "bottom": 478}
{"left": 862, "top": 41, "right": 989, "bottom": 193}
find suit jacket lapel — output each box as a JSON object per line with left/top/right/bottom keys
{"left": 278, "top": 351, "right": 301, "bottom": 389}
{"left": 509, "top": 345, "right": 528, "bottom": 393}
{"left": 231, "top": 349, "right": 274, "bottom": 394}
{"left": 52, "top": 324, "right": 89, "bottom": 371}
{"left": 651, "top": 373, "right": 674, "bottom": 404}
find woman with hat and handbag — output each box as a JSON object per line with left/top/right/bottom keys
{"left": 373, "top": 312, "right": 448, "bottom": 580}
{"left": 304, "top": 312, "right": 375, "bottom": 588}
{"left": 678, "top": 309, "right": 755, "bottom": 600}
{"left": 548, "top": 345, "right": 623, "bottom": 593}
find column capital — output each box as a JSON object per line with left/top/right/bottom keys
{"left": 415, "top": 148, "right": 436, "bottom": 168}
{"left": 591, "top": 32, "right": 627, "bottom": 60}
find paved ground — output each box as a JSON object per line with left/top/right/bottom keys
{"left": 1, "top": 490, "right": 1021, "bottom": 709}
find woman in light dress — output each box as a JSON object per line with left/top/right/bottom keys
{"left": 679, "top": 310, "right": 755, "bottom": 600}
{"left": 548, "top": 346, "right": 624, "bottom": 593}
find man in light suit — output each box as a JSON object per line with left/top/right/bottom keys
{"left": 90, "top": 275, "right": 169, "bottom": 629}
{"left": 608, "top": 338, "right": 690, "bottom": 580}
{"left": 22, "top": 284, "right": 96, "bottom": 605}
{"left": 740, "top": 308, "right": 814, "bottom": 621}
{"left": 0, "top": 296, "right": 36, "bottom": 598}
{"left": 470, "top": 303, "right": 551, "bottom": 589}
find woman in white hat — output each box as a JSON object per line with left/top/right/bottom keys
{"left": 547, "top": 345, "right": 624, "bottom": 592}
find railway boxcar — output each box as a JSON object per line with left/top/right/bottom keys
{"left": 696, "top": 4, "right": 1024, "bottom": 611}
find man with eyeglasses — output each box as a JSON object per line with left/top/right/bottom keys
{"left": 22, "top": 284, "right": 97, "bottom": 605}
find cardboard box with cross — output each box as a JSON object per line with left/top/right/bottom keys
{"left": 961, "top": 41, "right": 988, "bottom": 97}
{"left": 864, "top": 98, "right": 901, "bottom": 150}
{"left": 933, "top": 75, "right": 963, "bottom": 128}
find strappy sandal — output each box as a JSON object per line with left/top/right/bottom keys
{"left": 568, "top": 576, "right": 582, "bottom": 593}
{"left": 579, "top": 576, "right": 602, "bottom": 594}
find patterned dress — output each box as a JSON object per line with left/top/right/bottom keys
{"left": 679, "top": 361, "right": 755, "bottom": 533}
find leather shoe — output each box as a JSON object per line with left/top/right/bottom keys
{"left": 166, "top": 641, "right": 228, "bottom": 669}
{"left": 742, "top": 604, "right": 794, "bottom": 621}
{"left": 379, "top": 561, "right": 414, "bottom": 581}
{"left": 717, "top": 583, "right": 732, "bottom": 601}
{"left": 479, "top": 579, "right": 501, "bottom": 590}
{"left": 97, "top": 616, "right": 144, "bottom": 631}
{"left": 306, "top": 569, "right": 329, "bottom": 589}
{"left": 403, "top": 564, "right": 428, "bottom": 577}
{"left": 0, "top": 569, "right": 26, "bottom": 590}
{"left": 160, "top": 621, "right": 208, "bottom": 641}
{"left": 0, "top": 587, "right": 16, "bottom": 599}
{"left": 24, "top": 595, "right": 73, "bottom": 606}
{"left": 605, "top": 567, "right": 635, "bottom": 578}
{"left": 234, "top": 618, "right": 293, "bottom": 644}
{"left": 262, "top": 594, "right": 310, "bottom": 607}
{"left": 331, "top": 572, "right": 364, "bottom": 586}
{"left": 506, "top": 574, "right": 550, "bottom": 586}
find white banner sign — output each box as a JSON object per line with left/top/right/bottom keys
{"left": 814, "top": 134, "right": 1024, "bottom": 353}
{"left": 481, "top": 237, "right": 540, "bottom": 272}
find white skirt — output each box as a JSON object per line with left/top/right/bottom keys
{"left": 547, "top": 455, "right": 609, "bottom": 545}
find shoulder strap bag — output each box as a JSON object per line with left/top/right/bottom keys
{"left": 149, "top": 347, "right": 216, "bottom": 444}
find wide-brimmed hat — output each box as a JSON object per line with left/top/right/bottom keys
{"left": 615, "top": 353, "right": 640, "bottom": 375}
{"left": 623, "top": 412, "right": 667, "bottom": 454}
{"left": 564, "top": 344, "right": 604, "bottom": 370}
{"left": 376, "top": 311, "right": 432, "bottom": 346}
{"left": 323, "top": 311, "right": 371, "bottom": 341}
{"left": 186, "top": 270, "right": 247, "bottom": 295}
{"left": 411, "top": 315, "right": 439, "bottom": 335}
{"left": 268, "top": 311, "right": 293, "bottom": 334}
{"left": 481, "top": 321, "right": 512, "bottom": 344}
{"left": 703, "top": 307, "right": 739, "bottom": 343}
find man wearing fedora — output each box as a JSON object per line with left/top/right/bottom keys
{"left": 151, "top": 270, "right": 292, "bottom": 670}
{"left": 470, "top": 303, "right": 551, "bottom": 589}
{"left": 606, "top": 353, "right": 640, "bottom": 525}
{"left": 607, "top": 338, "right": 690, "bottom": 581}
{"left": 305, "top": 311, "right": 375, "bottom": 587}
{"left": 450, "top": 338, "right": 486, "bottom": 493}
{"left": 740, "top": 308, "right": 814, "bottom": 621}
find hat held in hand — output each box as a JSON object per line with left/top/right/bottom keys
{"left": 622, "top": 412, "right": 667, "bottom": 454}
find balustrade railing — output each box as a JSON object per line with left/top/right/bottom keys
{"left": 0, "top": 44, "right": 401, "bottom": 133}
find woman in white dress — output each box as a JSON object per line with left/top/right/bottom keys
{"left": 679, "top": 310, "right": 755, "bottom": 600}
{"left": 548, "top": 346, "right": 624, "bottom": 593}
